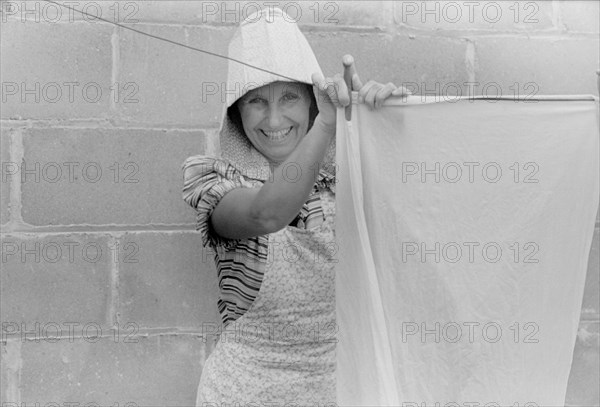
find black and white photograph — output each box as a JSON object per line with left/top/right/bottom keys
{"left": 1, "top": 0, "right": 599, "bottom": 406}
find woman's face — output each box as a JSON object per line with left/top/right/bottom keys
{"left": 238, "top": 81, "right": 312, "bottom": 163}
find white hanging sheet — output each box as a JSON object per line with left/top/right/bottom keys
{"left": 335, "top": 95, "right": 599, "bottom": 406}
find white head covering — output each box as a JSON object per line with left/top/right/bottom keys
{"left": 215, "top": 7, "right": 336, "bottom": 181}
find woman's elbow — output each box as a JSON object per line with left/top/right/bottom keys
{"left": 249, "top": 208, "right": 289, "bottom": 235}
{"left": 212, "top": 189, "right": 288, "bottom": 238}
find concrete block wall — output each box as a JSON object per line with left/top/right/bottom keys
{"left": 1, "top": 0, "right": 598, "bottom": 405}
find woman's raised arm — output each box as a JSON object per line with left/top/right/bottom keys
{"left": 210, "top": 55, "right": 410, "bottom": 240}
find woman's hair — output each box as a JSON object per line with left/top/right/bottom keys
{"left": 227, "top": 82, "right": 318, "bottom": 137}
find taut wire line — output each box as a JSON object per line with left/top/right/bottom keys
{"left": 40, "top": 0, "right": 298, "bottom": 82}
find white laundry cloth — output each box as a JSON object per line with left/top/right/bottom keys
{"left": 335, "top": 95, "right": 599, "bottom": 406}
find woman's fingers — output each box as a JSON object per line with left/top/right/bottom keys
{"left": 312, "top": 72, "right": 334, "bottom": 104}
{"left": 392, "top": 86, "right": 412, "bottom": 96}
{"left": 352, "top": 73, "right": 364, "bottom": 91}
{"left": 374, "top": 82, "right": 399, "bottom": 108}
{"left": 359, "top": 81, "right": 390, "bottom": 109}
{"left": 358, "top": 80, "right": 377, "bottom": 104}
{"left": 312, "top": 72, "right": 336, "bottom": 126}
{"left": 367, "top": 82, "right": 396, "bottom": 109}
{"left": 312, "top": 72, "right": 349, "bottom": 108}
{"left": 311, "top": 72, "right": 332, "bottom": 113}
{"left": 311, "top": 72, "right": 326, "bottom": 93}
{"left": 358, "top": 81, "right": 412, "bottom": 109}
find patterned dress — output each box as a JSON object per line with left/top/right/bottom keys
{"left": 182, "top": 156, "right": 337, "bottom": 405}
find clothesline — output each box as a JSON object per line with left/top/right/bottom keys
{"left": 39, "top": 0, "right": 298, "bottom": 82}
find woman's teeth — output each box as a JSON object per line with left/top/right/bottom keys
{"left": 261, "top": 127, "right": 293, "bottom": 141}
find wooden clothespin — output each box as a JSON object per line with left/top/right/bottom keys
{"left": 343, "top": 55, "right": 357, "bottom": 121}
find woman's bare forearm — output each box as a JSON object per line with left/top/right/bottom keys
{"left": 249, "top": 114, "right": 335, "bottom": 229}
{"left": 210, "top": 114, "right": 336, "bottom": 239}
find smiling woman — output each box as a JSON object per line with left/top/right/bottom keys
{"left": 181, "top": 6, "right": 409, "bottom": 405}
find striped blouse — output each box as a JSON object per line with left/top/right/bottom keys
{"left": 182, "top": 155, "right": 336, "bottom": 326}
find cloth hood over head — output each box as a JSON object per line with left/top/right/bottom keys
{"left": 215, "top": 7, "right": 336, "bottom": 181}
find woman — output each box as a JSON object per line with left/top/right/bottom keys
{"left": 182, "top": 7, "right": 409, "bottom": 405}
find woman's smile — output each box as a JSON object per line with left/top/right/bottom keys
{"left": 259, "top": 126, "right": 294, "bottom": 143}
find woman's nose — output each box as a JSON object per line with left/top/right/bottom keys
{"left": 266, "top": 105, "right": 283, "bottom": 128}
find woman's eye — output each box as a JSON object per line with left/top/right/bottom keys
{"left": 282, "top": 93, "right": 300, "bottom": 102}
{"left": 248, "top": 98, "right": 265, "bottom": 104}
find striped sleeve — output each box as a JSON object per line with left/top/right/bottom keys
{"left": 182, "top": 155, "right": 245, "bottom": 249}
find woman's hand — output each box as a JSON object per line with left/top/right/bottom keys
{"left": 343, "top": 54, "right": 412, "bottom": 110}
{"left": 311, "top": 55, "right": 412, "bottom": 129}
{"left": 311, "top": 71, "right": 350, "bottom": 129}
